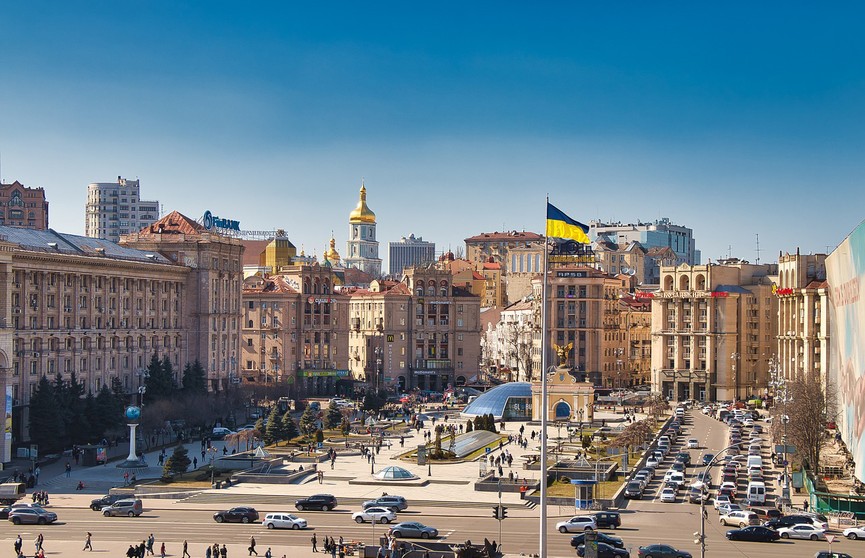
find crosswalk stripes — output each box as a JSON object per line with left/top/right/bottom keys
{"left": 524, "top": 500, "right": 537, "bottom": 509}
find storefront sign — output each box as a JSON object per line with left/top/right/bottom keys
{"left": 300, "top": 369, "right": 350, "bottom": 378}
{"left": 655, "top": 290, "right": 729, "bottom": 299}
{"left": 308, "top": 297, "right": 334, "bottom": 304}
{"left": 413, "top": 370, "right": 438, "bottom": 375}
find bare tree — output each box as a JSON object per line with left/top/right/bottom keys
{"left": 503, "top": 322, "right": 532, "bottom": 383}
{"left": 786, "top": 373, "right": 838, "bottom": 472}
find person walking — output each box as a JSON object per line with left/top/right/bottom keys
{"left": 65, "top": 462, "right": 72, "bottom": 477}
{"left": 14, "top": 534, "right": 22, "bottom": 555}
{"left": 83, "top": 532, "right": 93, "bottom": 551}
{"left": 147, "top": 534, "right": 155, "bottom": 556}
{"left": 206, "top": 544, "right": 212, "bottom": 558}
{"left": 220, "top": 544, "right": 228, "bottom": 558}
{"left": 311, "top": 533, "right": 318, "bottom": 552}
{"left": 34, "top": 533, "right": 44, "bottom": 553}
{"left": 160, "top": 542, "right": 166, "bottom": 558}
{"left": 249, "top": 536, "right": 258, "bottom": 556}
{"left": 182, "top": 540, "right": 190, "bottom": 558}
{"left": 264, "top": 548, "right": 272, "bottom": 558}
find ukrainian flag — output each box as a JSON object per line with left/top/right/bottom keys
{"left": 546, "top": 202, "right": 590, "bottom": 244}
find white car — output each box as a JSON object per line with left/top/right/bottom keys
{"left": 713, "top": 495, "right": 731, "bottom": 510}
{"left": 719, "top": 481, "right": 737, "bottom": 496}
{"left": 646, "top": 457, "right": 660, "bottom": 469}
{"left": 687, "top": 439, "right": 699, "bottom": 449}
{"left": 777, "top": 523, "right": 826, "bottom": 540}
{"left": 352, "top": 507, "right": 397, "bottom": 524}
{"left": 716, "top": 503, "right": 742, "bottom": 516}
{"left": 843, "top": 526, "right": 865, "bottom": 540}
{"left": 556, "top": 516, "right": 597, "bottom": 533}
{"left": 659, "top": 488, "right": 677, "bottom": 503}
{"left": 263, "top": 513, "right": 307, "bottom": 530}
{"left": 719, "top": 510, "right": 758, "bottom": 527}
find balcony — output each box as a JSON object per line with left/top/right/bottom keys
{"left": 414, "top": 359, "right": 452, "bottom": 370}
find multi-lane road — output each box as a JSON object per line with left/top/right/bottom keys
{"left": 2, "top": 409, "right": 862, "bottom": 557}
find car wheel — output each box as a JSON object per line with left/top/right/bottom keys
{"left": 241, "top": 517, "right": 250, "bottom": 523}
{"left": 645, "top": 555, "right": 654, "bottom": 558}
{"left": 215, "top": 516, "right": 224, "bottom": 523}
{"left": 292, "top": 524, "right": 300, "bottom": 530}
{"left": 720, "top": 520, "right": 727, "bottom": 526}
{"left": 392, "top": 531, "right": 402, "bottom": 538}
{"left": 356, "top": 517, "right": 365, "bottom": 524}
{"left": 296, "top": 505, "right": 305, "bottom": 511}
{"left": 421, "top": 532, "right": 430, "bottom": 539}
{"left": 848, "top": 533, "right": 858, "bottom": 540}
{"left": 38, "top": 518, "right": 46, "bottom": 525}
{"left": 560, "top": 527, "right": 568, "bottom": 533}
{"left": 381, "top": 518, "right": 390, "bottom": 524}
{"left": 739, "top": 522, "right": 746, "bottom": 528}
{"left": 780, "top": 532, "right": 789, "bottom": 539}
{"left": 810, "top": 535, "right": 818, "bottom": 541}
{"left": 129, "top": 511, "right": 135, "bottom": 517}
{"left": 325, "top": 505, "right": 333, "bottom": 511}
{"left": 104, "top": 511, "right": 111, "bottom": 517}
{"left": 12, "top": 517, "right": 21, "bottom": 525}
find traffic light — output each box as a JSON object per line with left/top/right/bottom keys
{"left": 492, "top": 505, "right": 500, "bottom": 519}
{"left": 500, "top": 506, "right": 508, "bottom": 519}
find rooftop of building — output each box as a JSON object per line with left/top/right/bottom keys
{"left": 464, "top": 230, "right": 543, "bottom": 242}
{"left": 0, "top": 225, "right": 172, "bottom": 264}
{"left": 0, "top": 180, "right": 46, "bottom": 193}
{"left": 137, "top": 211, "right": 205, "bottom": 236}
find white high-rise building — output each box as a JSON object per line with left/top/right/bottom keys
{"left": 85, "top": 176, "right": 160, "bottom": 242}
{"left": 389, "top": 234, "right": 435, "bottom": 276}
{"left": 344, "top": 183, "right": 382, "bottom": 277}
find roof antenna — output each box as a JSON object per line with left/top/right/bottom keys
{"left": 755, "top": 233, "right": 761, "bottom": 264}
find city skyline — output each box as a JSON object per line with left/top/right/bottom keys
{"left": 2, "top": 3, "right": 863, "bottom": 263}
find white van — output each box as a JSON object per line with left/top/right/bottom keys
{"left": 747, "top": 455, "right": 763, "bottom": 469}
{"left": 746, "top": 481, "right": 766, "bottom": 504}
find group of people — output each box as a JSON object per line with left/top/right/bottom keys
{"left": 30, "top": 490, "right": 50, "bottom": 506}
{"left": 125, "top": 534, "right": 166, "bottom": 558}
{"left": 311, "top": 533, "right": 351, "bottom": 558}
{"left": 13, "top": 533, "right": 44, "bottom": 558}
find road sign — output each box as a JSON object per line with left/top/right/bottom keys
{"left": 774, "top": 444, "right": 796, "bottom": 454}
{"left": 826, "top": 534, "right": 836, "bottom": 544}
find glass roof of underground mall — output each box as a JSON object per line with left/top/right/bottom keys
{"left": 461, "top": 382, "right": 532, "bottom": 420}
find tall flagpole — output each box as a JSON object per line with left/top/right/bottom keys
{"left": 540, "top": 196, "right": 550, "bottom": 558}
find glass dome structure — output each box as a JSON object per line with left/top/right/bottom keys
{"left": 461, "top": 382, "right": 532, "bottom": 420}
{"left": 374, "top": 466, "right": 419, "bottom": 481}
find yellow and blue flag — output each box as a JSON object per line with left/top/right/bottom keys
{"left": 546, "top": 202, "right": 590, "bottom": 244}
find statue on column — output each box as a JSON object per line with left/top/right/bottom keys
{"left": 552, "top": 342, "right": 573, "bottom": 368}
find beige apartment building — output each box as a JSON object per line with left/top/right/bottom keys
{"left": 121, "top": 212, "right": 245, "bottom": 391}
{"left": 776, "top": 251, "right": 830, "bottom": 382}
{"left": 651, "top": 259, "right": 778, "bottom": 402}
{"left": 616, "top": 294, "right": 652, "bottom": 387}
{"left": 240, "top": 265, "right": 350, "bottom": 398}
{"left": 465, "top": 230, "right": 544, "bottom": 304}
{"left": 349, "top": 266, "right": 482, "bottom": 393}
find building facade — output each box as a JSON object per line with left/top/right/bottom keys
{"left": 85, "top": 176, "right": 160, "bottom": 242}
{"left": 388, "top": 234, "right": 435, "bottom": 276}
{"left": 344, "top": 184, "right": 382, "bottom": 277}
{"left": 240, "top": 265, "right": 350, "bottom": 398}
{"left": 464, "top": 230, "right": 545, "bottom": 304}
{"left": 776, "top": 251, "right": 830, "bottom": 383}
{"left": 650, "top": 260, "right": 778, "bottom": 402}
{"left": 121, "top": 211, "right": 244, "bottom": 391}
{"left": 0, "top": 181, "right": 49, "bottom": 230}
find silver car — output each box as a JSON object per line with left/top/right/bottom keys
{"left": 388, "top": 522, "right": 438, "bottom": 539}
{"left": 9, "top": 507, "right": 57, "bottom": 525}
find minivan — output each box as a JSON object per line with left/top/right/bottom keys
{"left": 746, "top": 481, "right": 766, "bottom": 504}
{"left": 102, "top": 499, "right": 143, "bottom": 517}
{"left": 747, "top": 455, "right": 763, "bottom": 469}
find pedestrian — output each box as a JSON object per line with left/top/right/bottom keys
{"left": 160, "top": 542, "right": 166, "bottom": 558}
{"left": 14, "top": 534, "right": 22, "bottom": 555}
{"left": 249, "top": 536, "right": 258, "bottom": 556}
{"left": 34, "top": 533, "right": 44, "bottom": 553}
{"left": 147, "top": 534, "right": 155, "bottom": 556}
{"left": 65, "top": 462, "right": 72, "bottom": 477}
{"left": 128, "top": 545, "right": 138, "bottom": 558}
{"left": 182, "top": 540, "right": 190, "bottom": 558}
{"left": 221, "top": 544, "right": 228, "bottom": 558}
{"left": 193, "top": 457, "right": 198, "bottom": 469}
{"left": 206, "top": 544, "right": 212, "bottom": 558}
{"left": 312, "top": 533, "right": 318, "bottom": 552}
{"left": 83, "top": 532, "right": 93, "bottom": 551}
{"left": 265, "top": 548, "right": 272, "bottom": 558}
{"left": 804, "top": 501, "right": 809, "bottom": 512}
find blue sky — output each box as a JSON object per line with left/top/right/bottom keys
{"left": 2, "top": 2, "right": 863, "bottom": 266}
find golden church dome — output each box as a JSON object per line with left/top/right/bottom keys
{"left": 325, "top": 236, "right": 341, "bottom": 263}
{"left": 349, "top": 183, "right": 376, "bottom": 224}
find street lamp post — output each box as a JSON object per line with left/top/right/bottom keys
{"left": 730, "top": 352, "right": 740, "bottom": 401}
{"left": 698, "top": 441, "right": 750, "bottom": 558}
{"left": 769, "top": 358, "right": 792, "bottom": 506}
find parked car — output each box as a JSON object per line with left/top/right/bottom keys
{"left": 814, "top": 553, "right": 853, "bottom": 558}
{"left": 8, "top": 507, "right": 57, "bottom": 525}
{"left": 352, "top": 507, "right": 396, "bottom": 524}
{"left": 594, "top": 511, "right": 621, "bottom": 529}
{"left": 211, "top": 427, "right": 235, "bottom": 439}
{"left": 571, "top": 532, "right": 624, "bottom": 548}
{"left": 0, "top": 506, "right": 11, "bottom": 519}
{"left": 295, "top": 494, "right": 338, "bottom": 511}
{"left": 262, "top": 513, "right": 307, "bottom": 530}
{"left": 91, "top": 494, "right": 127, "bottom": 511}
{"left": 577, "top": 543, "right": 629, "bottom": 558}
{"left": 362, "top": 496, "right": 408, "bottom": 512}
{"left": 387, "top": 522, "right": 438, "bottom": 539}
{"left": 725, "top": 526, "right": 780, "bottom": 542}
{"left": 213, "top": 507, "right": 260, "bottom": 523}
{"left": 637, "top": 544, "right": 693, "bottom": 558}
{"left": 102, "top": 499, "right": 143, "bottom": 517}
{"left": 777, "top": 524, "right": 826, "bottom": 540}
{"left": 717, "top": 503, "right": 742, "bottom": 516}
{"left": 556, "top": 516, "right": 597, "bottom": 533}
{"left": 765, "top": 515, "right": 828, "bottom": 531}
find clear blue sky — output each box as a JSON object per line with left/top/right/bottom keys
{"left": 2, "top": 2, "right": 863, "bottom": 265}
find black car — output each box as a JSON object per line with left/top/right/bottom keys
{"left": 702, "top": 453, "right": 715, "bottom": 466}
{"left": 571, "top": 532, "right": 624, "bottom": 548}
{"left": 594, "top": 511, "right": 622, "bottom": 529}
{"left": 637, "top": 544, "right": 692, "bottom": 558}
{"left": 675, "top": 452, "right": 691, "bottom": 466}
{"left": 624, "top": 482, "right": 644, "bottom": 499}
{"left": 90, "top": 494, "right": 126, "bottom": 511}
{"left": 213, "top": 507, "right": 260, "bottom": 523}
{"left": 295, "top": 494, "right": 338, "bottom": 511}
{"left": 0, "top": 506, "right": 10, "bottom": 519}
{"left": 725, "top": 526, "right": 780, "bottom": 542}
{"left": 577, "top": 542, "right": 629, "bottom": 558}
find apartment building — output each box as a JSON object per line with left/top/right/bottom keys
{"left": 240, "top": 265, "right": 350, "bottom": 398}
{"left": 389, "top": 234, "right": 435, "bottom": 276}
{"left": 650, "top": 260, "right": 778, "bottom": 402}
{"left": 464, "top": 230, "right": 544, "bottom": 304}
{"left": 85, "top": 176, "right": 160, "bottom": 242}
{"left": 0, "top": 181, "right": 49, "bottom": 229}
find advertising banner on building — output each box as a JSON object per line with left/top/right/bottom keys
{"left": 4, "top": 385, "right": 12, "bottom": 462}
{"left": 827, "top": 220, "right": 865, "bottom": 480}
